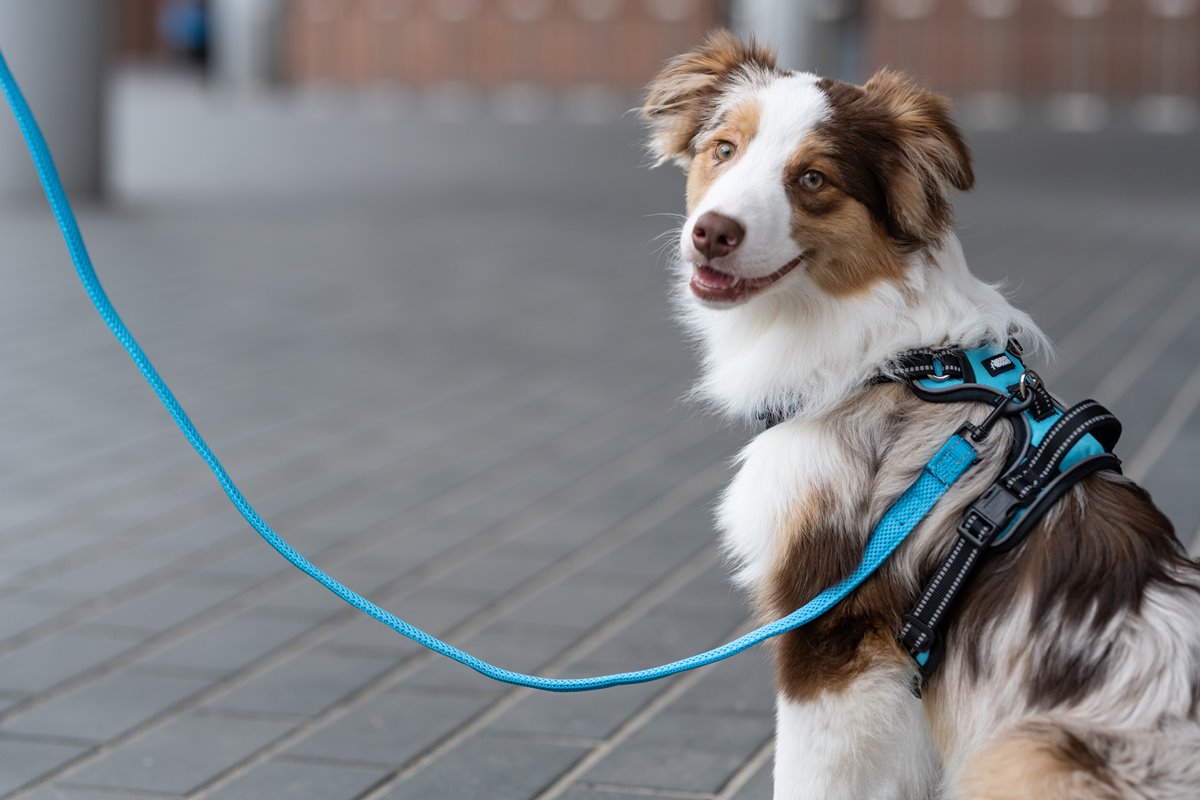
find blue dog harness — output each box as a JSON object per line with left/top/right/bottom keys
{"left": 764, "top": 343, "right": 1122, "bottom": 689}
{"left": 885, "top": 344, "right": 1122, "bottom": 687}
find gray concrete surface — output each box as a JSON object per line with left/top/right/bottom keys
{"left": 0, "top": 73, "right": 1196, "bottom": 799}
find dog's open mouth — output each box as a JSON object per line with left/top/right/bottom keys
{"left": 689, "top": 256, "right": 804, "bottom": 304}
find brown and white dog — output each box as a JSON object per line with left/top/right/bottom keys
{"left": 642, "top": 31, "right": 1200, "bottom": 800}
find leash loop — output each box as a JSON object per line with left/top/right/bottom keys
{"left": 0, "top": 50, "right": 982, "bottom": 692}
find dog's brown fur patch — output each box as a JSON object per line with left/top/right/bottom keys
{"left": 642, "top": 30, "right": 777, "bottom": 166}
{"left": 764, "top": 485, "right": 891, "bottom": 701}
{"left": 762, "top": 387, "right": 920, "bottom": 701}
{"left": 816, "top": 71, "right": 973, "bottom": 253}
{"left": 957, "top": 724, "right": 1121, "bottom": 800}
{"left": 784, "top": 143, "right": 906, "bottom": 296}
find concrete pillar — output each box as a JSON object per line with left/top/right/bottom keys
{"left": 0, "top": 0, "right": 112, "bottom": 201}
{"left": 731, "top": 0, "right": 863, "bottom": 78}
{"left": 730, "top": 0, "right": 811, "bottom": 72}
{"left": 211, "top": 0, "right": 284, "bottom": 90}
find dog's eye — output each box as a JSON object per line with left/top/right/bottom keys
{"left": 714, "top": 141, "right": 736, "bottom": 162}
{"left": 799, "top": 170, "right": 825, "bottom": 190}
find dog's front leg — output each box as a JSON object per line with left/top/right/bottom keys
{"left": 773, "top": 666, "right": 937, "bottom": 800}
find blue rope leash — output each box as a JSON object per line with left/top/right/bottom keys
{"left": 0, "top": 51, "right": 978, "bottom": 691}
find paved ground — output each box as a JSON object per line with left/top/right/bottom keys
{"left": 0, "top": 73, "right": 1197, "bottom": 799}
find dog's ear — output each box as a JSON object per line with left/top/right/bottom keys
{"left": 861, "top": 69, "right": 974, "bottom": 249}
{"left": 641, "top": 30, "right": 777, "bottom": 168}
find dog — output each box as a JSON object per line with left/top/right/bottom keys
{"left": 641, "top": 31, "right": 1200, "bottom": 800}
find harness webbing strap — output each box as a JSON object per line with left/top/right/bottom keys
{"left": 888, "top": 349, "right": 970, "bottom": 381}
{"left": 1004, "top": 400, "right": 1120, "bottom": 499}
{"left": 899, "top": 536, "right": 980, "bottom": 662}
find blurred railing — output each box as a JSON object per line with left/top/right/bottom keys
{"left": 860, "top": 0, "right": 1199, "bottom": 130}
{"left": 116, "top": 0, "right": 1198, "bottom": 129}
{"left": 280, "top": 0, "right": 723, "bottom": 91}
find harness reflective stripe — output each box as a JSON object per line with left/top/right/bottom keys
{"left": 0, "top": 50, "right": 984, "bottom": 692}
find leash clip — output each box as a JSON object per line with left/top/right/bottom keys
{"left": 960, "top": 382, "right": 1034, "bottom": 443}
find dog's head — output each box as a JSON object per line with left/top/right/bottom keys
{"left": 642, "top": 30, "right": 973, "bottom": 309}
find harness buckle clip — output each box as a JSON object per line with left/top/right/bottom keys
{"left": 957, "top": 483, "right": 1023, "bottom": 547}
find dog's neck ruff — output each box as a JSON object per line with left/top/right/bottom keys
{"left": 767, "top": 342, "right": 1124, "bottom": 689}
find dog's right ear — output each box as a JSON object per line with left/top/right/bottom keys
{"left": 641, "top": 30, "right": 777, "bottom": 168}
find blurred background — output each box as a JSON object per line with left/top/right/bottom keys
{"left": 4, "top": 0, "right": 1200, "bottom": 199}
{"left": 0, "top": 3, "right": 1196, "bottom": 799}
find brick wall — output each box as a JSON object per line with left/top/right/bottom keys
{"left": 281, "top": 0, "right": 725, "bottom": 89}
{"left": 865, "top": 0, "right": 1200, "bottom": 100}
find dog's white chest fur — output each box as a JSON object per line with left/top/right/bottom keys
{"left": 717, "top": 420, "right": 848, "bottom": 589}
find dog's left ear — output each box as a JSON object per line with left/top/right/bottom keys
{"left": 862, "top": 69, "right": 974, "bottom": 249}
{"left": 642, "top": 30, "right": 777, "bottom": 168}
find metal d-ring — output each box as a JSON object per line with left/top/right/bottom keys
{"left": 926, "top": 358, "right": 953, "bottom": 381}
{"left": 1017, "top": 369, "right": 1042, "bottom": 399}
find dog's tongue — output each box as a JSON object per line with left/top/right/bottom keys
{"left": 693, "top": 264, "right": 737, "bottom": 289}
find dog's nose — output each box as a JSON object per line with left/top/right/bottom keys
{"left": 691, "top": 212, "right": 744, "bottom": 260}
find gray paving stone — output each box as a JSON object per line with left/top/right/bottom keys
{"left": 559, "top": 790, "right": 665, "bottom": 800}
{"left": 24, "top": 554, "right": 183, "bottom": 598}
{"left": 0, "top": 630, "right": 135, "bottom": 694}
{"left": 379, "top": 733, "right": 588, "bottom": 800}
{"left": 286, "top": 689, "right": 493, "bottom": 767}
{"left": 86, "top": 581, "right": 240, "bottom": 634}
{"left": 673, "top": 653, "right": 776, "bottom": 717}
{"left": 500, "top": 577, "right": 640, "bottom": 633}
{"left": 23, "top": 785, "right": 161, "bottom": 800}
{"left": 0, "top": 534, "right": 100, "bottom": 569}
{"left": 434, "top": 550, "right": 562, "bottom": 600}
{"left": 586, "top": 605, "right": 747, "bottom": 667}
{"left": 583, "top": 709, "right": 771, "bottom": 795}
{"left": 140, "top": 612, "right": 312, "bottom": 676}
{"left": 205, "top": 758, "right": 389, "bottom": 800}
{"left": 210, "top": 648, "right": 394, "bottom": 717}
{"left": 731, "top": 759, "right": 773, "bottom": 799}
{"left": 0, "top": 690, "right": 27, "bottom": 714}
{"left": 67, "top": 710, "right": 298, "bottom": 795}
{"left": 657, "top": 565, "right": 748, "bottom": 617}
{"left": 1, "top": 669, "right": 208, "bottom": 743}
{"left": 0, "top": 736, "right": 88, "bottom": 796}
{"left": 0, "top": 594, "right": 76, "bottom": 644}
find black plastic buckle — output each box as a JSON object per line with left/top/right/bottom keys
{"left": 956, "top": 483, "right": 1023, "bottom": 547}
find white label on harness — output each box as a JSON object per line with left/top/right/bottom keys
{"left": 983, "top": 353, "right": 1015, "bottom": 376}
